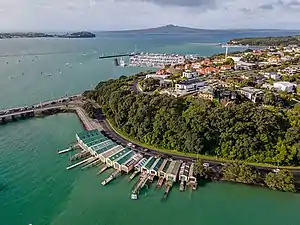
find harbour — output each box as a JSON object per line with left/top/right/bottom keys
{"left": 2, "top": 31, "right": 300, "bottom": 225}
{"left": 59, "top": 129, "right": 198, "bottom": 200}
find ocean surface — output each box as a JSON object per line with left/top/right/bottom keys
{"left": 1, "top": 30, "right": 300, "bottom": 225}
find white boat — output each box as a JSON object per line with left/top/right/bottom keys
{"left": 120, "top": 58, "right": 126, "bottom": 67}
{"left": 131, "top": 193, "right": 138, "bottom": 200}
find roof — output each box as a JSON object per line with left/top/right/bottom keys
{"left": 86, "top": 137, "right": 108, "bottom": 147}
{"left": 135, "top": 158, "right": 148, "bottom": 169}
{"left": 108, "top": 147, "right": 131, "bottom": 161}
{"left": 101, "top": 145, "right": 124, "bottom": 158}
{"left": 162, "top": 160, "right": 171, "bottom": 173}
{"left": 166, "top": 160, "right": 181, "bottom": 176}
{"left": 178, "top": 79, "right": 204, "bottom": 85}
{"left": 76, "top": 130, "right": 101, "bottom": 140}
{"left": 189, "top": 163, "right": 195, "bottom": 178}
{"left": 151, "top": 158, "right": 164, "bottom": 172}
{"left": 116, "top": 151, "right": 135, "bottom": 165}
{"left": 274, "top": 81, "right": 297, "bottom": 87}
{"left": 240, "top": 86, "right": 263, "bottom": 94}
{"left": 144, "top": 157, "right": 157, "bottom": 170}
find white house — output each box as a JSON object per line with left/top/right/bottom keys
{"left": 240, "top": 87, "right": 264, "bottom": 103}
{"left": 182, "top": 70, "right": 198, "bottom": 79}
{"left": 273, "top": 82, "right": 297, "bottom": 93}
{"left": 264, "top": 72, "right": 281, "bottom": 80}
{"left": 176, "top": 79, "right": 206, "bottom": 91}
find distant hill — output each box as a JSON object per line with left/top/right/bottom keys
{"left": 104, "top": 24, "right": 290, "bottom": 34}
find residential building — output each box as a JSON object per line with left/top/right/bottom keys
{"left": 175, "top": 79, "right": 206, "bottom": 91}
{"left": 182, "top": 70, "right": 198, "bottom": 79}
{"left": 240, "top": 87, "right": 264, "bottom": 103}
{"left": 273, "top": 82, "right": 297, "bottom": 93}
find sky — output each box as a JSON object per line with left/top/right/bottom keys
{"left": 0, "top": 0, "right": 299, "bottom": 31}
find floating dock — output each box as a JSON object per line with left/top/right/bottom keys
{"left": 67, "top": 157, "right": 95, "bottom": 170}
{"left": 70, "top": 151, "right": 90, "bottom": 161}
{"left": 101, "top": 170, "right": 121, "bottom": 186}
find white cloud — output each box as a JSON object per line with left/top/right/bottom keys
{"left": 0, "top": 0, "right": 299, "bottom": 31}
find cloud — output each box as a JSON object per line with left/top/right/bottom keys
{"left": 0, "top": 0, "right": 299, "bottom": 31}
{"left": 259, "top": 4, "right": 274, "bottom": 10}
{"left": 120, "top": 0, "right": 216, "bottom": 7}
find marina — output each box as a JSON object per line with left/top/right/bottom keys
{"left": 129, "top": 53, "right": 185, "bottom": 68}
{"left": 60, "top": 129, "right": 198, "bottom": 200}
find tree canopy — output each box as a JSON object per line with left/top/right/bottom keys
{"left": 83, "top": 75, "right": 300, "bottom": 166}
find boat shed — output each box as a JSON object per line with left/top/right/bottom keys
{"left": 179, "top": 163, "right": 191, "bottom": 182}
{"left": 121, "top": 154, "right": 143, "bottom": 173}
{"left": 149, "top": 158, "right": 164, "bottom": 176}
{"left": 76, "top": 130, "right": 101, "bottom": 143}
{"left": 99, "top": 145, "right": 124, "bottom": 162}
{"left": 159, "top": 160, "right": 171, "bottom": 178}
{"left": 134, "top": 158, "right": 148, "bottom": 171}
{"left": 141, "top": 156, "right": 156, "bottom": 173}
{"left": 188, "top": 163, "right": 197, "bottom": 184}
{"left": 113, "top": 150, "right": 135, "bottom": 170}
{"left": 166, "top": 160, "right": 182, "bottom": 182}
{"left": 106, "top": 147, "right": 132, "bottom": 166}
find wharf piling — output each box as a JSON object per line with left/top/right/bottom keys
{"left": 70, "top": 151, "right": 90, "bottom": 161}
{"left": 81, "top": 158, "right": 101, "bottom": 170}
{"left": 67, "top": 157, "right": 94, "bottom": 170}
{"left": 156, "top": 177, "right": 164, "bottom": 188}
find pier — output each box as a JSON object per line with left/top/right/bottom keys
{"left": 67, "top": 157, "right": 95, "bottom": 170}
{"left": 101, "top": 170, "right": 121, "bottom": 186}
{"left": 128, "top": 170, "right": 139, "bottom": 182}
{"left": 58, "top": 147, "right": 74, "bottom": 154}
{"left": 82, "top": 158, "right": 102, "bottom": 170}
{"left": 131, "top": 174, "right": 149, "bottom": 200}
{"left": 97, "top": 166, "right": 109, "bottom": 175}
{"left": 156, "top": 176, "right": 164, "bottom": 188}
{"left": 99, "top": 52, "right": 139, "bottom": 59}
{"left": 70, "top": 151, "right": 90, "bottom": 161}
{"left": 162, "top": 181, "right": 173, "bottom": 200}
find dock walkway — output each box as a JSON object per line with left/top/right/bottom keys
{"left": 67, "top": 157, "right": 94, "bottom": 170}
{"left": 101, "top": 170, "right": 121, "bottom": 185}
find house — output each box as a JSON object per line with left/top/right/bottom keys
{"left": 273, "top": 82, "right": 297, "bottom": 93}
{"left": 264, "top": 72, "right": 281, "bottom": 80}
{"left": 200, "top": 58, "right": 213, "bottom": 66}
{"left": 262, "top": 83, "right": 273, "bottom": 90}
{"left": 182, "top": 70, "right": 198, "bottom": 79}
{"left": 268, "top": 56, "right": 281, "bottom": 64}
{"left": 176, "top": 79, "right": 206, "bottom": 91}
{"left": 198, "top": 86, "right": 215, "bottom": 100}
{"left": 240, "top": 87, "right": 264, "bottom": 103}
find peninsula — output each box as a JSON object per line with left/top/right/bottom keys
{"left": 227, "top": 35, "right": 300, "bottom": 47}
{"left": 0, "top": 31, "right": 96, "bottom": 39}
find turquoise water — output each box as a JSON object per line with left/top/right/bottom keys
{"left": 1, "top": 33, "right": 300, "bottom": 225}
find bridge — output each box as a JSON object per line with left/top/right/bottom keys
{"left": 0, "top": 94, "right": 82, "bottom": 123}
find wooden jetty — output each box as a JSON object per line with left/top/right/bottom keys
{"left": 131, "top": 174, "right": 149, "bottom": 200}
{"left": 67, "top": 157, "right": 94, "bottom": 170}
{"left": 81, "top": 158, "right": 101, "bottom": 170}
{"left": 70, "top": 151, "right": 90, "bottom": 161}
{"left": 58, "top": 147, "right": 74, "bottom": 154}
{"left": 179, "top": 180, "right": 185, "bottom": 191}
{"left": 97, "top": 166, "right": 109, "bottom": 175}
{"left": 101, "top": 170, "right": 121, "bottom": 186}
{"left": 162, "top": 181, "right": 173, "bottom": 200}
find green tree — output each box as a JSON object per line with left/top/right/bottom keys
{"left": 222, "top": 163, "right": 259, "bottom": 184}
{"left": 265, "top": 170, "right": 296, "bottom": 192}
{"left": 263, "top": 92, "right": 276, "bottom": 106}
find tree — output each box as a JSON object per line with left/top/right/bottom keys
{"left": 263, "top": 92, "right": 276, "bottom": 106}
{"left": 83, "top": 102, "right": 96, "bottom": 119}
{"left": 265, "top": 170, "right": 296, "bottom": 192}
{"left": 193, "top": 159, "right": 209, "bottom": 179}
{"left": 224, "top": 57, "right": 235, "bottom": 66}
{"left": 222, "top": 163, "right": 259, "bottom": 184}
